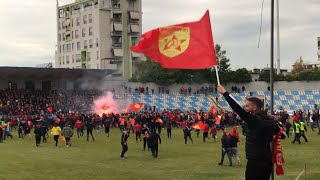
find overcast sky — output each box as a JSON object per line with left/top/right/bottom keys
{"left": 0, "top": 0, "right": 319, "bottom": 70}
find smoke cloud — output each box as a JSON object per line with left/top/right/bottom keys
{"left": 92, "top": 91, "right": 131, "bottom": 115}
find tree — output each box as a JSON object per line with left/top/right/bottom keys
{"left": 215, "top": 44, "right": 231, "bottom": 73}
{"left": 292, "top": 57, "right": 304, "bottom": 74}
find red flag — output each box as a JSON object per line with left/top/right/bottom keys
{"left": 130, "top": 10, "right": 217, "bottom": 69}
{"left": 272, "top": 127, "right": 285, "bottom": 175}
{"left": 47, "top": 107, "right": 53, "bottom": 113}
{"left": 101, "top": 104, "right": 110, "bottom": 111}
{"left": 227, "top": 126, "right": 240, "bottom": 142}
{"left": 129, "top": 103, "right": 144, "bottom": 112}
{"left": 215, "top": 115, "right": 221, "bottom": 125}
{"left": 191, "top": 121, "right": 205, "bottom": 131}
{"left": 210, "top": 105, "right": 217, "bottom": 117}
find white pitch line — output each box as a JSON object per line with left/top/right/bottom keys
{"left": 294, "top": 170, "right": 305, "bottom": 180}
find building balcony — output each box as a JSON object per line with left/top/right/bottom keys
{"left": 110, "top": 31, "right": 122, "bottom": 36}
{"left": 112, "top": 43, "right": 122, "bottom": 48}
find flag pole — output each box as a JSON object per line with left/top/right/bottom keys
{"left": 214, "top": 66, "right": 220, "bottom": 85}
{"left": 270, "top": 0, "right": 275, "bottom": 180}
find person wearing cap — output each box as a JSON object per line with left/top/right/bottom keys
{"left": 61, "top": 124, "right": 73, "bottom": 147}
{"left": 120, "top": 129, "right": 129, "bottom": 159}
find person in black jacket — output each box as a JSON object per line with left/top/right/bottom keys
{"left": 103, "top": 114, "right": 111, "bottom": 138}
{"left": 120, "top": 129, "right": 129, "bottom": 159}
{"left": 86, "top": 117, "right": 95, "bottom": 142}
{"left": 34, "top": 121, "right": 42, "bottom": 147}
{"left": 218, "top": 85, "right": 280, "bottom": 180}
{"left": 229, "top": 132, "right": 240, "bottom": 165}
{"left": 150, "top": 129, "right": 161, "bottom": 158}
{"left": 141, "top": 124, "right": 150, "bottom": 150}
{"left": 218, "top": 131, "right": 233, "bottom": 166}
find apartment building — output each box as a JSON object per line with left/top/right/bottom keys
{"left": 55, "top": 0, "right": 142, "bottom": 80}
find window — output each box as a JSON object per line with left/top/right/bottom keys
{"left": 82, "top": 28, "right": 86, "bottom": 37}
{"left": 96, "top": 38, "right": 99, "bottom": 47}
{"left": 84, "top": 40, "right": 87, "bottom": 49}
{"left": 76, "top": 54, "right": 81, "bottom": 62}
{"left": 72, "top": 43, "right": 74, "bottom": 51}
{"left": 71, "top": 31, "right": 74, "bottom": 39}
{"left": 97, "top": 51, "right": 99, "bottom": 60}
{"left": 87, "top": 52, "right": 91, "bottom": 61}
{"left": 58, "top": 34, "right": 61, "bottom": 42}
{"left": 89, "top": 14, "right": 93, "bottom": 23}
{"left": 72, "top": 55, "right": 75, "bottom": 63}
{"left": 71, "top": 19, "right": 74, "bottom": 27}
{"left": 75, "top": 30, "right": 79, "bottom": 38}
{"left": 76, "top": 17, "right": 80, "bottom": 26}
{"left": 59, "top": 57, "right": 61, "bottom": 65}
{"left": 89, "top": 27, "right": 93, "bottom": 36}
{"left": 62, "top": 21, "right": 65, "bottom": 29}
{"left": 63, "top": 44, "right": 66, "bottom": 53}
{"left": 67, "top": 43, "right": 71, "bottom": 52}
{"left": 83, "top": 15, "right": 87, "bottom": 24}
{"left": 59, "top": 45, "right": 62, "bottom": 53}
{"left": 89, "top": 39, "right": 93, "bottom": 48}
{"left": 66, "top": 55, "right": 69, "bottom": 64}
{"left": 62, "top": 33, "right": 65, "bottom": 41}
{"left": 63, "top": 56, "right": 65, "bottom": 64}
{"left": 77, "top": 42, "right": 81, "bottom": 50}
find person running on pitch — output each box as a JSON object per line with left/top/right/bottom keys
{"left": 61, "top": 124, "right": 73, "bottom": 147}
{"left": 292, "top": 120, "right": 301, "bottom": 144}
{"left": 299, "top": 120, "right": 308, "bottom": 142}
{"left": 218, "top": 130, "right": 232, "bottom": 166}
{"left": 120, "top": 129, "right": 129, "bottom": 159}
{"left": 142, "top": 124, "right": 150, "bottom": 150}
{"left": 166, "top": 119, "right": 172, "bottom": 138}
{"left": 51, "top": 123, "right": 62, "bottom": 147}
{"left": 184, "top": 124, "right": 193, "bottom": 145}
{"left": 134, "top": 122, "right": 142, "bottom": 142}
{"left": 150, "top": 129, "right": 161, "bottom": 159}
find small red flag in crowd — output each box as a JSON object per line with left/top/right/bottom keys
{"left": 131, "top": 10, "right": 217, "bottom": 69}
{"left": 47, "top": 107, "right": 53, "bottom": 113}
{"left": 129, "top": 103, "right": 144, "bottom": 112}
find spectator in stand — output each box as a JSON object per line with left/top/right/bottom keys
{"left": 242, "top": 86, "right": 245, "bottom": 92}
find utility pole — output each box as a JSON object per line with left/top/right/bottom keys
{"left": 270, "top": 0, "right": 275, "bottom": 180}
{"left": 276, "top": 0, "right": 281, "bottom": 75}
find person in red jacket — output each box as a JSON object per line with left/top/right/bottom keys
{"left": 210, "top": 125, "right": 218, "bottom": 142}
{"left": 203, "top": 122, "right": 209, "bottom": 142}
{"left": 134, "top": 123, "right": 142, "bottom": 142}
{"left": 74, "top": 119, "right": 83, "bottom": 138}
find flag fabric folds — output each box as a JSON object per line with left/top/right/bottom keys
{"left": 129, "top": 103, "right": 144, "bottom": 112}
{"left": 191, "top": 121, "right": 206, "bottom": 131}
{"left": 272, "top": 127, "right": 285, "bottom": 175}
{"left": 227, "top": 126, "right": 240, "bottom": 142}
{"left": 130, "top": 10, "right": 217, "bottom": 69}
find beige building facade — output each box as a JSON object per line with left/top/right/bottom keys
{"left": 55, "top": 0, "right": 142, "bottom": 80}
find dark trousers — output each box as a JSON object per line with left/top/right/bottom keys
{"left": 184, "top": 133, "right": 193, "bottom": 144}
{"left": 195, "top": 129, "right": 200, "bottom": 137}
{"left": 300, "top": 131, "right": 308, "bottom": 142}
{"left": 220, "top": 148, "right": 232, "bottom": 166}
{"left": 35, "top": 134, "right": 41, "bottom": 146}
{"left": 158, "top": 127, "right": 162, "bottom": 134}
{"left": 77, "top": 128, "right": 83, "bottom": 138}
{"left": 245, "top": 160, "right": 272, "bottom": 180}
{"left": 53, "top": 135, "right": 59, "bottom": 146}
{"left": 143, "top": 137, "right": 147, "bottom": 150}
{"left": 18, "top": 128, "right": 24, "bottom": 138}
{"left": 285, "top": 129, "right": 290, "bottom": 138}
{"left": 87, "top": 129, "right": 94, "bottom": 141}
{"left": 121, "top": 143, "right": 128, "bottom": 157}
{"left": 292, "top": 133, "right": 301, "bottom": 144}
{"left": 151, "top": 144, "right": 159, "bottom": 158}
{"left": 65, "top": 137, "right": 71, "bottom": 146}
{"left": 41, "top": 132, "right": 47, "bottom": 143}
{"left": 167, "top": 129, "right": 171, "bottom": 138}
{"left": 135, "top": 132, "right": 141, "bottom": 142}
{"left": 203, "top": 132, "right": 208, "bottom": 142}
{"left": 0, "top": 130, "right": 3, "bottom": 143}
{"left": 105, "top": 126, "right": 110, "bottom": 137}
